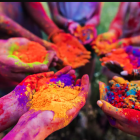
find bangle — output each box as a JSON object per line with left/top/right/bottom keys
{"left": 48, "top": 29, "right": 64, "bottom": 42}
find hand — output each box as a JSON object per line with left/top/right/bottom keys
{"left": 51, "top": 32, "right": 91, "bottom": 69}
{"left": 3, "top": 66, "right": 89, "bottom": 140}
{"left": 68, "top": 22, "right": 80, "bottom": 34}
{"left": 91, "top": 31, "right": 117, "bottom": 56}
{"left": 74, "top": 24, "right": 97, "bottom": 45}
{"left": 104, "top": 60, "right": 124, "bottom": 75}
{"left": 0, "top": 38, "right": 57, "bottom": 82}
{"left": 97, "top": 78, "right": 140, "bottom": 137}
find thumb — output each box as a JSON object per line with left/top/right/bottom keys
{"left": 97, "top": 100, "right": 122, "bottom": 120}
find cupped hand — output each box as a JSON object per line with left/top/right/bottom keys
{"left": 3, "top": 66, "right": 89, "bottom": 140}
{"left": 51, "top": 32, "right": 91, "bottom": 69}
{"left": 0, "top": 37, "right": 58, "bottom": 82}
{"left": 73, "top": 24, "right": 97, "bottom": 45}
{"left": 97, "top": 77, "right": 140, "bottom": 137}
{"left": 91, "top": 31, "right": 117, "bottom": 56}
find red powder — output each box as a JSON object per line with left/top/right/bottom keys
{"left": 13, "top": 42, "right": 48, "bottom": 63}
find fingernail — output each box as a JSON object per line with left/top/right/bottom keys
{"left": 120, "top": 71, "right": 128, "bottom": 76}
{"left": 41, "top": 65, "right": 48, "bottom": 71}
{"left": 97, "top": 100, "right": 103, "bottom": 108}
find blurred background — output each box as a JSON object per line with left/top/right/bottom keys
{"left": 1, "top": 2, "right": 140, "bottom": 140}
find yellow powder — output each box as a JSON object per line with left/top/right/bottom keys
{"left": 29, "top": 83, "right": 83, "bottom": 120}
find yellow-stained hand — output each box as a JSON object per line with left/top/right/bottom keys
{"left": 97, "top": 76, "right": 140, "bottom": 137}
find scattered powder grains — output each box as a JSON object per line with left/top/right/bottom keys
{"left": 13, "top": 42, "right": 48, "bottom": 63}
{"left": 106, "top": 77, "right": 140, "bottom": 110}
{"left": 100, "top": 46, "right": 140, "bottom": 74}
{"left": 29, "top": 74, "right": 83, "bottom": 120}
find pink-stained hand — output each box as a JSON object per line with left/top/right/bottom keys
{"left": 1, "top": 66, "right": 89, "bottom": 140}
{"left": 68, "top": 22, "right": 80, "bottom": 34}
{"left": 97, "top": 76, "right": 140, "bottom": 137}
{"left": 0, "top": 37, "right": 59, "bottom": 82}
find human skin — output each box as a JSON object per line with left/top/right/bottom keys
{"left": 0, "top": 66, "right": 89, "bottom": 139}
{"left": 0, "top": 2, "right": 89, "bottom": 57}
{"left": 97, "top": 76, "right": 140, "bottom": 137}
{"left": 0, "top": 37, "right": 58, "bottom": 83}
{"left": 48, "top": 2, "right": 101, "bottom": 29}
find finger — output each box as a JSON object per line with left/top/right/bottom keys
{"left": 67, "top": 69, "right": 75, "bottom": 76}
{"left": 97, "top": 100, "right": 124, "bottom": 121}
{"left": 2, "top": 56, "right": 49, "bottom": 73}
{"left": 45, "top": 51, "right": 56, "bottom": 68}
{"left": 120, "top": 70, "right": 128, "bottom": 76}
{"left": 112, "top": 76, "right": 129, "bottom": 84}
{"left": 55, "top": 66, "right": 72, "bottom": 76}
{"left": 35, "top": 71, "right": 54, "bottom": 79}
{"left": 77, "top": 54, "right": 91, "bottom": 59}
{"left": 75, "top": 79, "right": 81, "bottom": 86}
{"left": 99, "top": 81, "right": 108, "bottom": 101}
{"left": 78, "top": 74, "right": 89, "bottom": 99}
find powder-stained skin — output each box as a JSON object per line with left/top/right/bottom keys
{"left": 98, "top": 76, "right": 140, "bottom": 137}
{"left": 1, "top": 66, "right": 89, "bottom": 140}
{"left": 101, "top": 46, "right": 140, "bottom": 74}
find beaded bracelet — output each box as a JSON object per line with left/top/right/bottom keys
{"left": 48, "top": 29, "right": 65, "bottom": 42}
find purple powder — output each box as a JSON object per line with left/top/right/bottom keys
{"left": 125, "top": 46, "right": 133, "bottom": 53}
{"left": 14, "top": 84, "right": 29, "bottom": 107}
{"left": 50, "top": 74, "right": 75, "bottom": 87}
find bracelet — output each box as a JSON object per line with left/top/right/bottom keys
{"left": 48, "top": 29, "right": 65, "bottom": 42}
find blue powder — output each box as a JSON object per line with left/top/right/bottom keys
{"left": 126, "top": 89, "right": 137, "bottom": 96}
{"left": 115, "top": 84, "right": 120, "bottom": 87}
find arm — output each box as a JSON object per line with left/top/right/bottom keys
{"left": 24, "top": 2, "right": 62, "bottom": 36}
{"left": 2, "top": 110, "right": 54, "bottom": 140}
{"left": 85, "top": 2, "right": 102, "bottom": 27}
{"left": 109, "top": 2, "right": 129, "bottom": 38}
{"left": 48, "top": 2, "right": 70, "bottom": 29}
{"left": 0, "top": 91, "right": 27, "bottom": 132}
{"left": 0, "top": 13, "right": 51, "bottom": 49}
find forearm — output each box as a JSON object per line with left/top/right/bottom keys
{"left": 0, "top": 91, "right": 27, "bottom": 132}
{"left": 24, "top": 2, "right": 61, "bottom": 36}
{"left": 0, "top": 14, "right": 51, "bottom": 49}
{"left": 109, "top": 2, "right": 129, "bottom": 38}
{"left": 2, "top": 111, "right": 52, "bottom": 140}
{"left": 85, "top": 15, "right": 100, "bottom": 27}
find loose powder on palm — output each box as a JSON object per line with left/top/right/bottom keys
{"left": 29, "top": 74, "right": 84, "bottom": 121}
{"left": 13, "top": 42, "right": 48, "bottom": 63}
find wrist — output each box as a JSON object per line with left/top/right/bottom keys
{"left": 48, "top": 29, "right": 64, "bottom": 42}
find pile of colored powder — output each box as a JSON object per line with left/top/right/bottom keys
{"left": 92, "top": 36, "right": 116, "bottom": 56}
{"left": 73, "top": 25, "right": 94, "bottom": 44}
{"left": 106, "top": 77, "right": 140, "bottom": 110}
{"left": 13, "top": 42, "right": 48, "bottom": 63}
{"left": 100, "top": 46, "right": 140, "bottom": 74}
{"left": 55, "top": 40, "right": 90, "bottom": 69}
{"left": 29, "top": 74, "right": 83, "bottom": 121}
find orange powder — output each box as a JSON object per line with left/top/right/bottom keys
{"left": 29, "top": 80, "right": 83, "bottom": 121}
{"left": 13, "top": 42, "right": 48, "bottom": 63}
{"left": 55, "top": 42, "right": 90, "bottom": 68}
{"left": 73, "top": 25, "right": 94, "bottom": 43}
{"left": 100, "top": 48, "right": 133, "bottom": 74}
